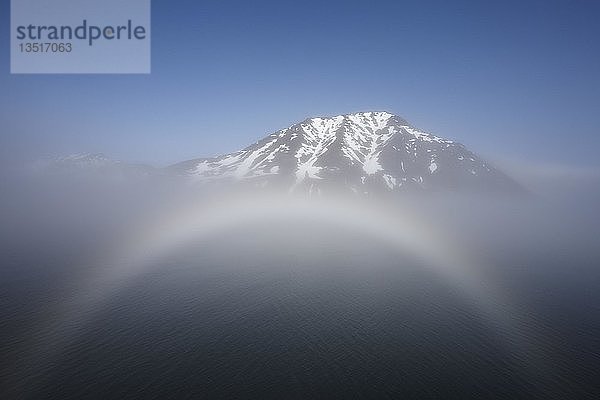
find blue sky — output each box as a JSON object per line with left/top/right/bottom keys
{"left": 1, "top": 0, "right": 599, "bottom": 167}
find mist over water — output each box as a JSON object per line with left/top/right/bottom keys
{"left": 1, "top": 170, "right": 599, "bottom": 399}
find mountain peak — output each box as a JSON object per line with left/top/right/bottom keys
{"left": 170, "top": 111, "right": 520, "bottom": 195}
{"left": 307, "top": 110, "right": 394, "bottom": 120}
{"left": 302, "top": 111, "right": 406, "bottom": 128}
{"left": 56, "top": 153, "right": 114, "bottom": 164}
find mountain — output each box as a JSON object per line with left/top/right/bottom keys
{"left": 170, "top": 111, "right": 521, "bottom": 195}
{"left": 45, "top": 153, "right": 120, "bottom": 169}
{"left": 33, "top": 153, "right": 157, "bottom": 180}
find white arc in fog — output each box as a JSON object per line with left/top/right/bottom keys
{"left": 15, "top": 194, "right": 544, "bottom": 398}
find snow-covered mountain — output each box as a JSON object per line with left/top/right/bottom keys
{"left": 46, "top": 153, "right": 119, "bottom": 169}
{"left": 33, "top": 153, "right": 157, "bottom": 180}
{"left": 170, "top": 111, "right": 521, "bottom": 194}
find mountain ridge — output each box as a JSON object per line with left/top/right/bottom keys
{"left": 169, "top": 111, "right": 522, "bottom": 195}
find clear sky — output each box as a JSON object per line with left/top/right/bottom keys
{"left": 1, "top": 0, "right": 599, "bottom": 167}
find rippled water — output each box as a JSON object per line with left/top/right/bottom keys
{"left": 1, "top": 226, "right": 599, "bottom": 399}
